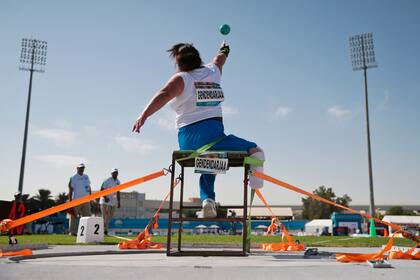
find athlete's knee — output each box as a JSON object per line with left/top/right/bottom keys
{"left": 248, "top": 146, "right": 265, "bottom": 190}
{"left": 249, "top": 146, "right": 265, "bottom": 161}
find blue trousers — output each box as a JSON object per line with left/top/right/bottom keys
{"left": 178, "top": 119, "right": 257, "bottom": 201}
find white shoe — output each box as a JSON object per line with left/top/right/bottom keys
{"left": 201, "top": 198, "right": 217, "bottom": 218}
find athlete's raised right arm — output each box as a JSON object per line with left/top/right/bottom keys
{"left": 213, "top": 42, "right": 230, "bottom": 74}
{"left": 132, "top": 75, "right": 184, "bottom": 133}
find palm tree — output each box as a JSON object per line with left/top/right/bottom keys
{"left": 55, "top": 192, "right": 68, "bottom": 205}
{"left": 33, "top": 189, "right": 55, "bottom": 210}
{"left": 54, "top": 192, "right": 69, "bottom": 214}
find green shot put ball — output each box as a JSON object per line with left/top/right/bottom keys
{"left": 220, "top": 24, "right": 231, "bottom": 35}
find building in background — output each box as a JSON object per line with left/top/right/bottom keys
{"left": 113, "top": 191, "right": 201, "bottom": 219}
{"left": 331, "top": 212, "right": 363, "bottom": 236}
{"left": 229, "top": 207, "right": 294, "bottom": 220}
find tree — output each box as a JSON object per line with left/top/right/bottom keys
{"left": 302, "top": 186, "right": 352, "bottom": 220}
{"left": 386, "top": 206, "right": 418, "bottom": 216}
{"left": 53, "top": 192, "right": 69, "bottom": 214}
{"left": 33, "top": 189, "right": 55, "bottom": 210}
{"left": 55, "top": 192, "right": 68, "bottom": 205}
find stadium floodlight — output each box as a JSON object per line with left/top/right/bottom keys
{"left": 19, "top": 38, "right": 47, "bottom": 73}
{"left": 17, "top": 38, "right": 47, "bottom": 195}
{"left": 350, "top": 33, "right": 377, "bottom": 71}
{"left": 349, "top": 32, "right": 377, "bottom": 216}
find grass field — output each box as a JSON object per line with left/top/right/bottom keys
{"left": 0, "top": 234, "right": 416, "bottom": 247}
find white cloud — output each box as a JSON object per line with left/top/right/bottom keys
{"left": 83, "top": 125, "right": 102, "bottom": 137}
{"left": 327, "top": 106, "right": 351, "bottom": 118}
{"left": 275, "top": 106, "right": 292, "bottom": 118}
{"left": 223, "top": 105, "right": 239, "bottom": 117}
{"left": 33, "top": 128, "right": 79, "bottom": 146}
{"left": 53, "top": 119, "right": 72, "bottom": 129}
{"left": 34, "top": 154, "right": 89, "bottom": 169}
{"left": 115, "top": 136, "right": 159, "bottom": 155}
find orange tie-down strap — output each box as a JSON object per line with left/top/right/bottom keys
{"left": 253, "top": 171, "right": 419, "bottom": 242}
{"left": 389, "top": 244, "right": 420, "bottom": 260}
{"left": 0, "top": 170, "right": 165, "bottom": 233}
{"left": 117, "top": 226, "right": 163, "bottom": 250}
{"left": 336, "top": 233, "right": 397, "bottom": 263}
{"left": 255, "top": 189, "right": 305, "bottom": 251}
{"left": 0, "top": 249, "right": 33, "bottom": 257}
{"left": 253, "top": 171, "right": 419, "bottom": 260}
{"left": 336, "top": 234, "right": 419, "bottom": 262}
{"left": 118, "top": 180, "right": 180, "bottom": 250}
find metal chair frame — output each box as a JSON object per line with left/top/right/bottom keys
{"left": 167, "top": 150, "right": 250, "bottom": 256}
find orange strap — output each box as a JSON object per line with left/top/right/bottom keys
{"left": 262, "top": 242, "right": 305, "bottom": 251}
{"left": 389, "top": 244, "right": 420, "bottom": 260}
{"left": 117, "top": 226, "right": 163, "bottom": 250}
{"left": 118, "top": 180, "right": 180, "bottom": 250}
{"left": 255, "top": 189, "right": 293, "bottom": 243}
{"left": 253, "top": 171, "right": 420, "bottom": 258}
{"left": 338, "top": 232, "right": 419, "bottom": 262}
{"left": 0, "top": 249, "right": 33, "bottom": 257}
{"left": 1, "top": 170, "right": 165, "bottom": 232}
{"left": 336, "top": 233, "right": 396, "bottom": 262}
{"left": 253, "top": 171, "right": 407, "bottom": 234}
{"left": 255, "top": 189, "right": 305, "bottom": 251}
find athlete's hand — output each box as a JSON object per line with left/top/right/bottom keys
{"left": 132, "top": 115, "right": 146, "bottom": 133}
{"left": 219, "top": 41, "right": 230, "bottom": 57}
{"left": 220, "top": 41, "right": 229, "bottom": 48}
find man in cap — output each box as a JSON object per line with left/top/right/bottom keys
{"left": 68, "top": 163, "right": 92, "bottom": 235}
{"left": 99, "top": 168, "right": 121, "bottom": 235}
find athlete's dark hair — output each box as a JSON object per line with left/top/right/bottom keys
{"left": 167, "top": 43, "right": 203, "bottom": 72}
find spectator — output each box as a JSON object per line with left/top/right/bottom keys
{"left": 99, "top": 168, "right": 121, "bottom": 235}
{"left": 68, "top": 163, "right": 92, "bottom": 235}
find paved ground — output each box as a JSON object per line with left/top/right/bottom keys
{"left": 1, "top": 245, "right": 419, "bottom": 280}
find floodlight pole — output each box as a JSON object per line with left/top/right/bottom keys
{"left": 362, "top": 54, "right": 375, "bottom": 218}
{"left": 350, "top": 33, "right": 376, "bottom": 217}
{"left": 18, "top": 47, "right": 35, "bottom": 195}
{"left": 18, "top": 38, "right": 47, "bottom": 196}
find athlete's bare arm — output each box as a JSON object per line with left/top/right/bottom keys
{"left": 213, "top": 42, "right": 229, "bottom": 73}
{"left": 132, "top": 75, "right": 184, "bottom": 133}
{"left": 213, "top": 53, "right": 227, "bottom": 73}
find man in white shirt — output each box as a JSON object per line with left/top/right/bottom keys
{"left": 68, "top": 163, "right": 92, "bottom": 235}
{"left": 99, "top": 168, "right": 121, "bottom": 235}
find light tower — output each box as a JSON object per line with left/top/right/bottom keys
{"left": 18, "top": 38, "right": 47, "bottom": 195}
{"left": 349, "top": 32, "right": 377, "bottom": 216}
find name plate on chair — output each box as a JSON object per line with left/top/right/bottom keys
{"left": 195, "top": 152, "right": 229, "bottom": 174}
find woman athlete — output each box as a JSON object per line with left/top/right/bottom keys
{"left": 133, "top": 42, "right": 265, "bottom": 218}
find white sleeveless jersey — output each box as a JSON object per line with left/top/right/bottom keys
{"left": 170, "top": 63, "right": 223, "bottom": 129}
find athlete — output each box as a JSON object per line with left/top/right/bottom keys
{"left": 132, "top": 42, "right": 265, "bottom": 218}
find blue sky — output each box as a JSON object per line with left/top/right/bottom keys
{"left": 0, "top": 0, "right": 419, "bottom": 206}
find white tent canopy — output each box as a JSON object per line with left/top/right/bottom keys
{"left": 305, "top": 219, "right": 332, "bottom": 235}
{"left": 256, "top": 225, "right": 268, "bottom": 229}
{"left": 195, "top": 224, "right": 207, "bottom": 229}
{"left": 382, "top": 215, "right": 420, "bottom": 225}
{"left": 382, "top": 215, "right": 420, "bottom": 234}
